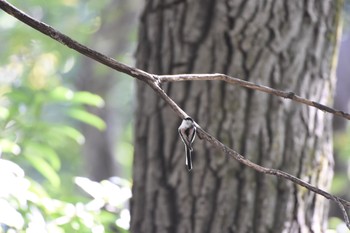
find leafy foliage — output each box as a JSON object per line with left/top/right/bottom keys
{"left": 0, "top": 0, "right": 132, "bottom": 232}
{"left": 0, "top": 159, "right": 131, "bottom": 232}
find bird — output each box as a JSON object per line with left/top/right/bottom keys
{"left": 178, "top": 117, "right": 196, "bottom": 171}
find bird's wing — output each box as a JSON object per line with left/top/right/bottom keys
{"left": 178, "top": 128, "right": 191, "bottom": 147}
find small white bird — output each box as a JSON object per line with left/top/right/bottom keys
{"left": 178, "top": 117, "right": 196, "bottom": 171}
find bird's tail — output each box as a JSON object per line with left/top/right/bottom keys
{"left": 186, "top": 147, "right": 193, "bottom": 171}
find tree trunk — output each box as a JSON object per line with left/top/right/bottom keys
{"left": 131, "top": 1, "right": 341, "bottom": 233}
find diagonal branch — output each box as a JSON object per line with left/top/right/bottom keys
{"left": 335, "top": 197, "right": 350, "bottom": 229}
{"left": 1, "top": 0, "right": 349, "bottom": 229}
{"left": 196, "top": 127, "right": 350, "bottom": 209}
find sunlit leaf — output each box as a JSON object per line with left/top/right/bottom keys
{"left": 0, "top": 159, "right": 24, "bottom": 177}
{"left": 116, "top": 141, "right": 133, "bottom": 167}
{"left": 51, "top": 125, "right": 85, "bottom": 145}
{"left": 75, "top": 177, "right": 103, "bottom": 199}
{"left": 101, "top": 180, "right": 131, "bottom": 207}
{"left": 25, "top": 143, "right": 61, "bottom": 171}
{"left": 72, "top": 91, "right": 104, "bottom": 107}
{"left": 0, "top": 139, "right": 21, "bottom": 155}
{"left": 24, "top": 155, "right": 60, "bottom": 188}
{"left": 0, "top": 159, "right": 30, "bottom": 203}
{"left": 109, "top": 176, "right": 131, "bottom": 188}
{"left": 49, "top": 86, "right": 74, "bottom": 101}
{"left": 328, "top": 217, "right": 345, "bottom": 230}
{"left": 28, "top": 179, "right": 50, "bottom": 200}
{"left": 116, "top": 209, "right": 130, "bottom": 230}
{"left": 68, "top": 109, "right": 106, "bottom": 130}
{"left": 0, "top": 199, "right": 25, "bottom": 229}
{"left": 49, "top": 87, "right": 104, "bottom": 108}
{"left": 0, "top": 106, "right": 9, "bottom": 119}
{"left": 6, "top": 88, "right": 32, "bottom": 104}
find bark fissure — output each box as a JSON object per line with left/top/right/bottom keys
{"left": 206, "top": 174, "right": 221, "bottom": 233}
{"left": 168, "top": 27, "right": 175, "bottom": 74}
{"left": 252, "top": 130, "right": 265, "bottom": 232}
{"left": 167, "top": 185, "right": 179, "bottom": 233}
{"left": 151, "top": 190, "right": 158, "bottom": 233}
{"left": 223, "top": 32, "right": 233, "bottom": 74}
{"left": 233, "top": 89, "right": 253, "bottom": 231}
{"left": 131, "top": 114, "right": 150, "bottom": 232}
{"left": 156, "top": 6, "right": 164, "bottom": 74}
{"left": 216, "top": 82, "right": 227, "bottom": 142}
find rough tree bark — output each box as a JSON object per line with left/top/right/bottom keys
{"left": 131, "top": 1, "right": 341, "bottom": 233}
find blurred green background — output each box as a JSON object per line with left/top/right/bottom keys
{"left": 0, "top": 0, "right": 350, "bottom": 232}
{"left": 0, "top": 0, "right": 139, "bottom": 232}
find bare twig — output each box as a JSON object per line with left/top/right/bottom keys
{"left": 334, "top": 197, "right": 350, "bottom": 229}
{"left": 157, "top": 74, "right": 350, "bottom": 121}
{"left": 195, "top": 127, "right": 350, "bottom": 210}
{"left": 1, "top": 0, "right": 349, "bottom": 229}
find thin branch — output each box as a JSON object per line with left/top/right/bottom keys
{"left": 1, "top": 0, "right": 349, "bottom": 229}
{"left": 196, "top": 128, "right": 350, "bottom": 206}
{"left": 335, "top": 197, "right": 350, "bottom": 229}
{"left": 157, "top": 74, "right": 350, "bottom": 121}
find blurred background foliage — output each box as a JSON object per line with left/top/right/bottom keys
{"left": 0, "top": 0, "right": 139, "bottom": 232}
{"left": 1, "top": 0, "right": 350, "bottom": 232}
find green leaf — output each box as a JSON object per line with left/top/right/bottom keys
{"left": 116, "top": 141, "right": 133, "bottom": 167}
{"left": 24, "top": 154, "right": 60, "bottom": 188}
{"left": 72, "top": 91, "right": 104, "bottom": 107}
{"left": 6, "top": 88, "right": 32, "bottom": 103}
{"left": 68, "top": 109, "right": 106, "bottom": 130}
{"left": 75, "top": 177, "right": 103, "bottom": 199}
{"left": 49, "top": 86, "right": 74, "bottom": 101}
{"left": 25, "top": 143, "right": 61, "bottom": 171}
{"left": 328, "top": 217, "right": 343, "bottom": 230}
{"left": 51, "top": 125, "right": 85, "bottom": 145}
{"left": 49, "top": 87, "right": 105, "bottom": 108}
{"left": 0, "top": 106, "right": 9, "bottom": 119}
{"left": 0, "top": 139, "right": 21, "bottom": 155}
{"left": 28, "top": 179, "right": 50, "bottom": 199}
